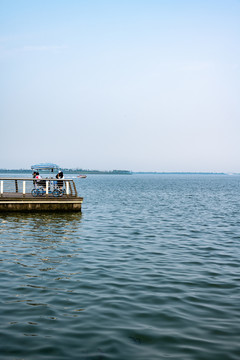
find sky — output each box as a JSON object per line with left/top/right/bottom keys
{"left": 1, "top": 0, "right": 240, "bottom": 172}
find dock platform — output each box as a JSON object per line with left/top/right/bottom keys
{"left": 0, "top": 178, "right": 83, "bottom": 212}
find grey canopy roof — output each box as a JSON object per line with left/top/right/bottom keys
{"left": 31, "top": 163, "right": 60, "bottom": 171}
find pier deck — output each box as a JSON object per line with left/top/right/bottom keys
{"left": 0, "top": 192, "right": 82, "bottom": 199}
{"left": 0, "top": 178, "right": 83, "bottom": 212}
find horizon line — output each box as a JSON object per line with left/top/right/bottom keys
{"left": 0, "top": 168, "right": 239, "bottom": 175}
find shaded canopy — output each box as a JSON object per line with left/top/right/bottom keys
{"left": 31, "top": 163, "right": 60, "bottom": 172}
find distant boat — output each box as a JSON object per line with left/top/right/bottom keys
{"left": 77, "top": 175, "right": 87, "bottom": 178}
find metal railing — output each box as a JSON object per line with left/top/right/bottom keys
{"left": 0, "top": 178, "right": 78, "bottom": 198}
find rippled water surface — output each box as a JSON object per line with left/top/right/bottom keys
{"left": 1, "top": 174, "right": 240, "bottom": 360}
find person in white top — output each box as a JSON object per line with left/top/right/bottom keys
{"left": 33, "top": 171, "right": 42, "bottom": 188}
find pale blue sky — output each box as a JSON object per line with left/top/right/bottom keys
{"left": 1, "top": 0, "right": 240, "bottom": 172}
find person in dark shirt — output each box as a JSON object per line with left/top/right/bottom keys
{"left": 56, "top": 171, "right": 64, "bottom": 189}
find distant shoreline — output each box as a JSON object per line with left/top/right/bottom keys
{"left": 133, "top": 172, "right": 236, "bottom": 175}
{"left": 0, "top": 169, "right": 132, "bottom": 175}
{"left": 0, "top": 169, "right": 238, "bottom": 175}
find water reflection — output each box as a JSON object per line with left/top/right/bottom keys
{"left": 0, "top": 211, "right": 84, "bottom": 284}
{"left": 0, "top": 212, "right": 82, "bottom": 240}
{"left": 0, "top": 212, "right": 82, "bottom": 224}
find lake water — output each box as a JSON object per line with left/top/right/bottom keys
{"left": 0, "top": 174, "right": 240, "bottom": 360}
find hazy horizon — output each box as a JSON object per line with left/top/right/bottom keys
{"left": 0, "top": 167, "right": 237, "bottom": 175}
{"left": 1, "top": 0, "right": 240, "bottom": 173}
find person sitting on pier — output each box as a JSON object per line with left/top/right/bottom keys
{"left": 35, "top": 172, "right": 46, "bottom": 188}
{"left": 33, "top": 171, "right": 37, "bottom": 186}
{"left": 33, "top": 171, "right": 42, "bottom": 188}
{"left": 56, "top": 171, "right": 64, "bottom": 189}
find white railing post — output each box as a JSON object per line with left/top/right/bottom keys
{"left": 0, "top": 181, "right": 3, "bottom": 196}
{"left": 23, "top": 181, "right": 26, "bottom": 196}
{"left": 46, "top": 181, "right": 49, "bottom": 195}
{"left": 66, "top": 181, "right": 69, "bottom": 195}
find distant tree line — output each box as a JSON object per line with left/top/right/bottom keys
{"left": 0, "top": 168, "right": 132, "bottom": 175}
